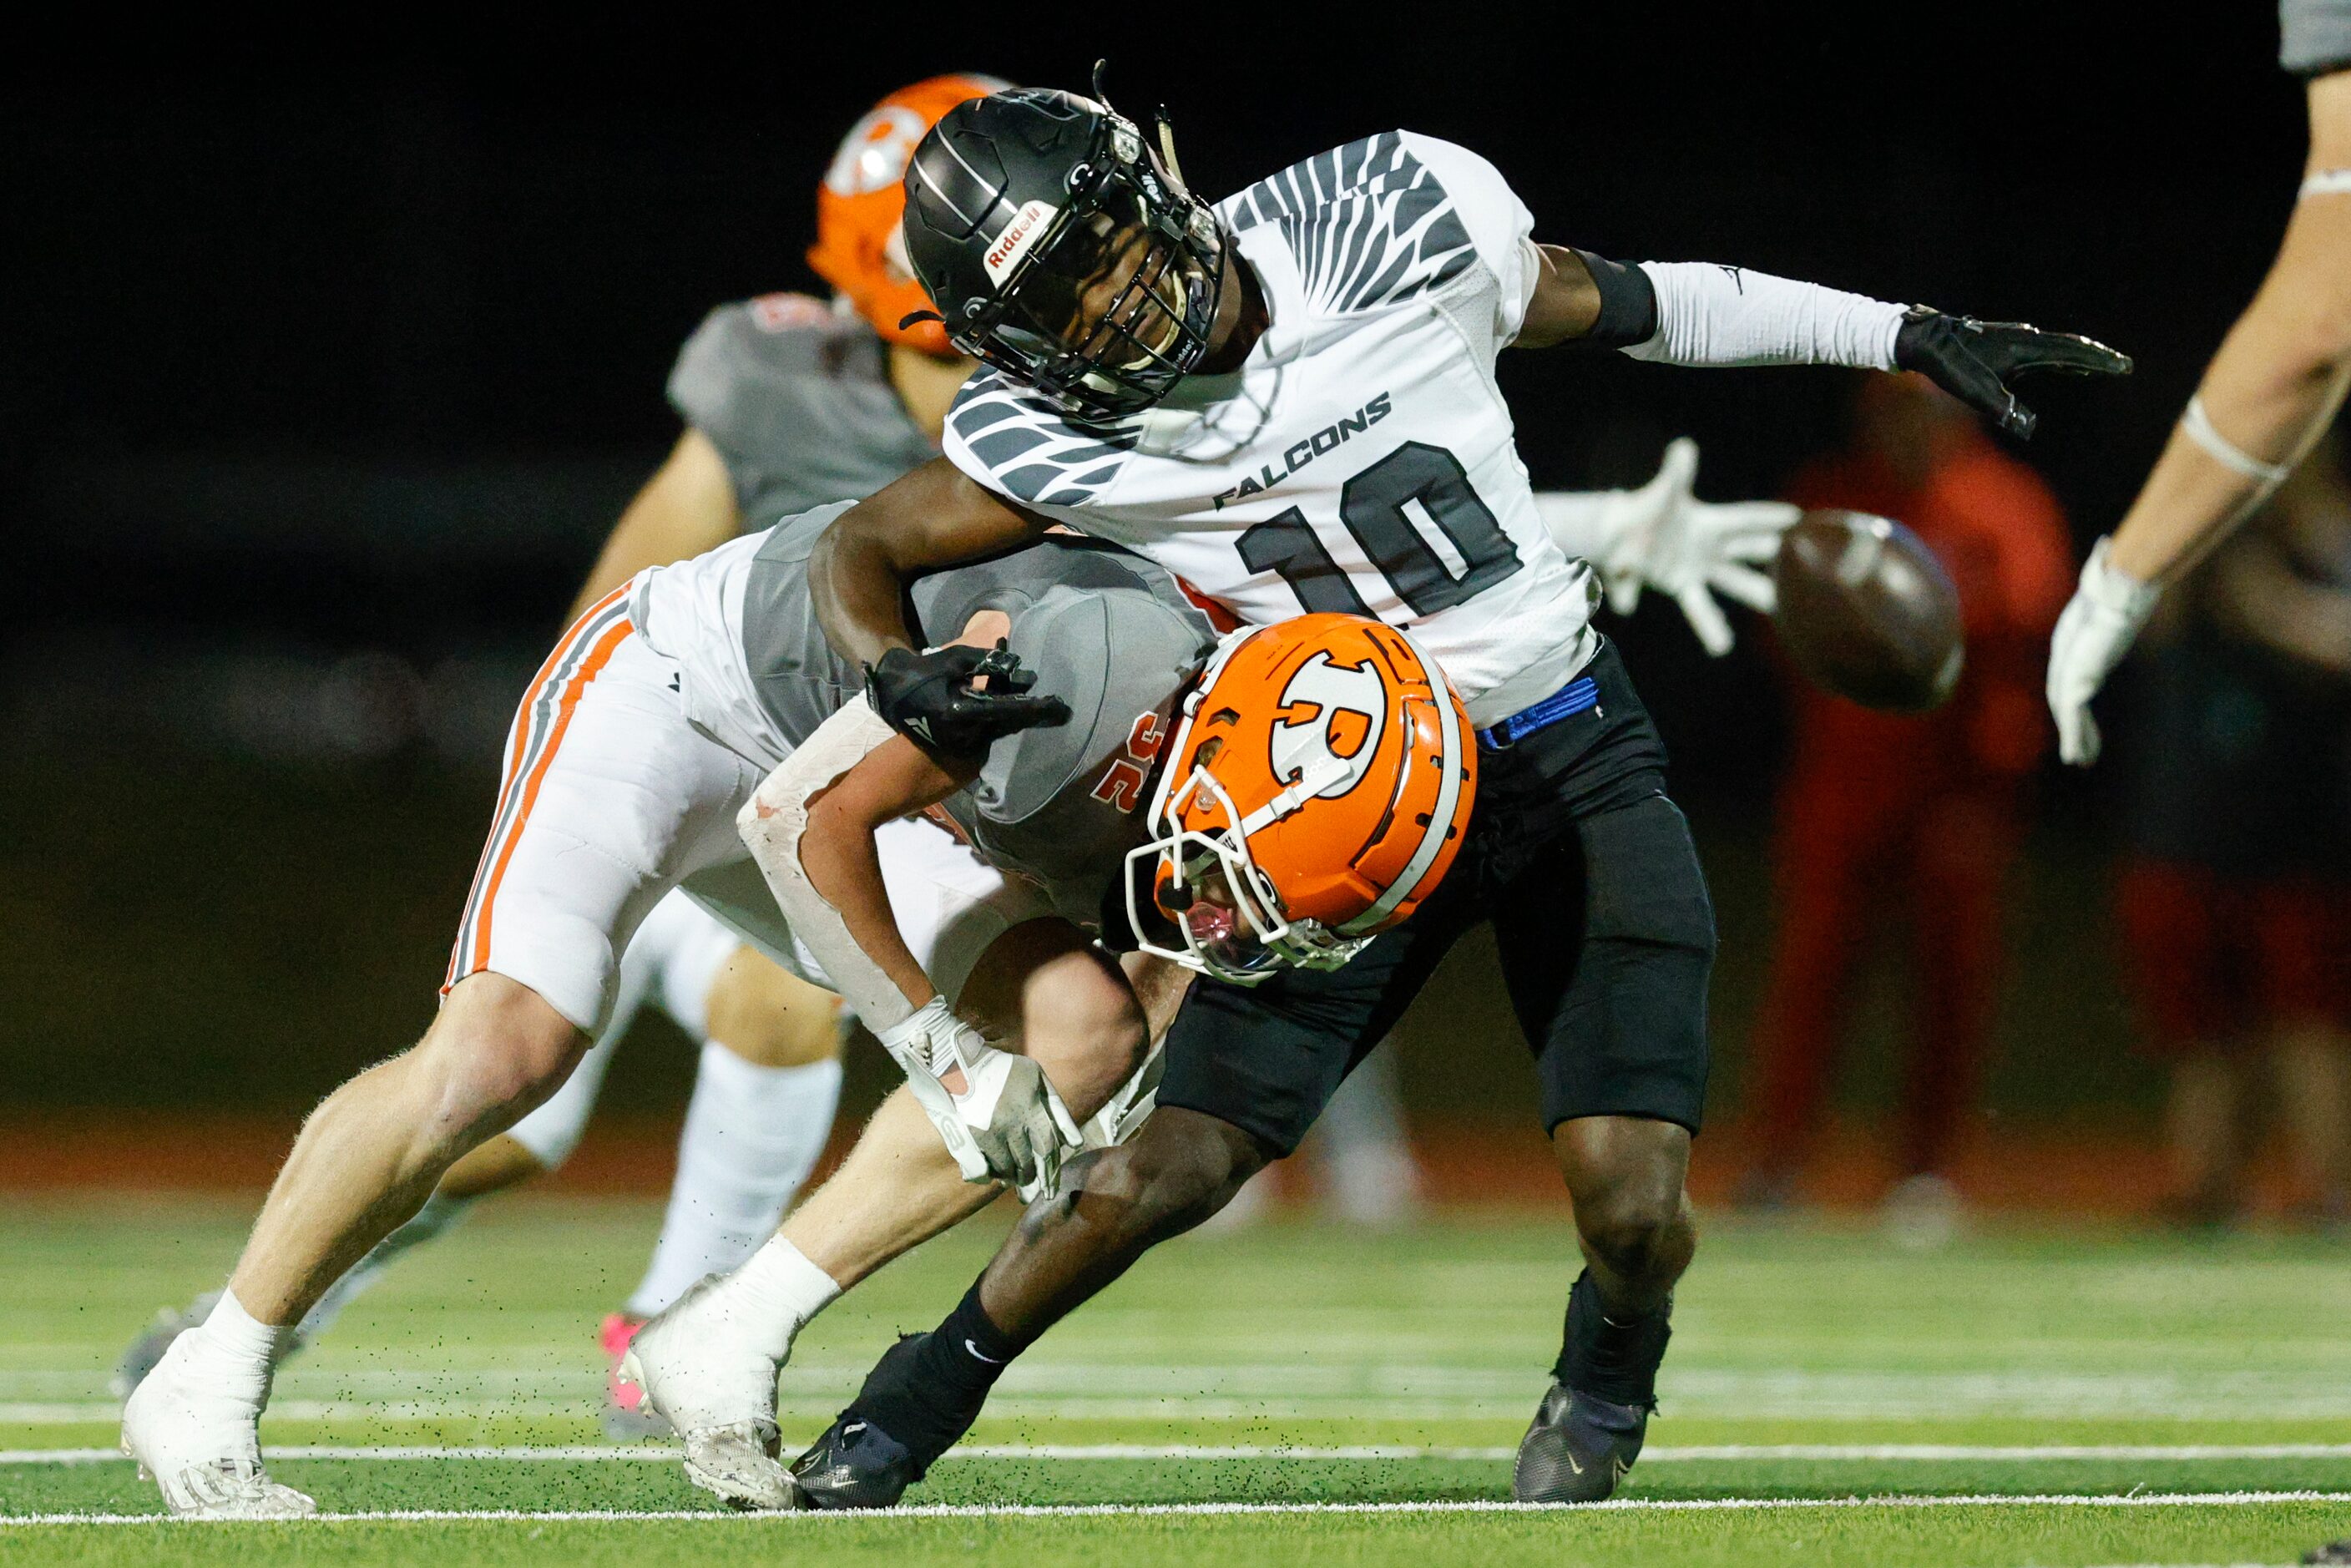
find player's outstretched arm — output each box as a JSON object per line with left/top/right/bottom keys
{"left": 2047, "top": 73, "right": 2351, "bottom": 766}
{"left": 566, "top": 428, "right": 741, "bottom": 620}
{"left": 2108, "top": 76, "right": 2351, "bottom": 588}
{"left": 1514, "top": 243, "right": 2129, "bottom": 438}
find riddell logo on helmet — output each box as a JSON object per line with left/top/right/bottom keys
{"left": 983, "top": 200, "right": 1058, "bottom": 286}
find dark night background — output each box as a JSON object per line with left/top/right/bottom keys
{"left": 0, "top": 7, "right": 2316, "bottom": 1130}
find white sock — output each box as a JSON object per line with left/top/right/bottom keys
{"left": 709, "top": 1235, "right": 842, "bottom": 1361}
{"left": 179, "top": 1288, "right": 295, "bottom": 1410}
{"left": 624, "top": 1045, "right": 842, "bottom": 1319}
{"left": 294, "top": 1192, "right": 476, "bottom": 1345}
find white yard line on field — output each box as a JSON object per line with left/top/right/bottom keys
{"left": 19, "top": 1369, "right": 2351, "bottom": 1421}
{"left": 18, "top": 1399, "right": 2351, "bottom": 1428}
{"left": 3, "top": 1490, "right": 2349, "bottom": 1525}
{"left": 6, "top": 1442, "right": 2351, "bottom": 1465}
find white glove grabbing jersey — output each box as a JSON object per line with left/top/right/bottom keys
{"left": 2046, "top": 536, "right": 2162, "bottom": 766}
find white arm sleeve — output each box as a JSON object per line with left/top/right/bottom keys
{"left": 1625, "top": 262, "right": 1905, "bottom": 370}
{"left": 736, "top": 695, "right": 924, "bottom": 1035}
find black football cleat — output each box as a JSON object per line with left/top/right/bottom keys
{"left": 2304, "top": 1542, "right": 2351, "bottom": 1565}
{"left": 1512, "top": 1382, "right": 1648, "bottom": 1502}
{"left": 788, "top": 1410, "right": 926, "bottom": 1510}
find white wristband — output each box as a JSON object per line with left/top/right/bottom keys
{"left": 2180, "top": 395, "right": 2292, "bottom": 485}
{"left": 2300, "top": 169, "right": 2351, "bottom": 199}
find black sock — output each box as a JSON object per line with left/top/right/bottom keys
{"left": 1552, "top": 1268, "right": 1672, "bottom": 1409}
{"left": 850, "top": 1277, "right": 1025, "bottom": 1464}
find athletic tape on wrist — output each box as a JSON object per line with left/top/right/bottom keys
{"left": 2300, "top": 169, "right": 2351, "bottom": 199}
{"left": 2180, "top": 395, "right": 2293, "bottom": 484}
{"left": 737, "top": 697, "right": 924, "bottom": 1035}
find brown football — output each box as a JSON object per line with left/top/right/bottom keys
{"left": 1772, "top": 509, "right": 1964, "bottom": 712}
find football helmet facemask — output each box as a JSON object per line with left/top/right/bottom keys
{"left": 900, "top": 85, "right": 1227, "bottom": 422}
{"left": 1126, "top": 615, "right": 1478, "bottom": 986}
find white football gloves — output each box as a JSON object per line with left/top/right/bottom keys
{"left": 877, "top": 997, "right": 1083, "bottom": 1199}
{"left": 2046, "top": 536, "right": 2161, "bottom": 766}
{"left": 1535, "top": 438, "right": 1798, "bottom": 656}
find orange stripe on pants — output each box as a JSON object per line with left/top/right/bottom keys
{"left": 445, "top": 589, "right": 635, "bottom": 992}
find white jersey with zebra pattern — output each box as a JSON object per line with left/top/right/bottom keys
{"left": 939, "top": 129, "right": 1600, "bottom": 727}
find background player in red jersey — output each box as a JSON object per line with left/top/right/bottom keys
{"left": 1741, "top": 373, "right": 2073, "bottom": 1227}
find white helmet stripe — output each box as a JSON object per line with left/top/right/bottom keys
{"left": 1337, "top": 625, "right": 1465, "bottom": 936}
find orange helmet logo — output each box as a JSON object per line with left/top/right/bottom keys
{"left": 1126, "top": 614, "right": 1477, "bottom": 984}
{"left": 808, "top": 73, "right": 1008, "bottom": 356}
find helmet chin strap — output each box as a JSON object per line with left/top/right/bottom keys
{"left": 1088, "top": 58, "right": 1187, "bottom": 194}
{"left": 1152, "top": 108, "right": 1187, "bottom": 191}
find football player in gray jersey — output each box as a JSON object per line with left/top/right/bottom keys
{"left": 114, "top": 73, "right": 1007, "bottom": 1444}
{"left": 2048, "top": 0, "right": 2351, "bottom": 765}
{"left": 122, "top": 492, "right": 1257, "bottom": 1518}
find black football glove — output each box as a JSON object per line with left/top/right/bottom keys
{"left": 865, "top": 641, "right": 1069, "bottom": 759}
{"left": 1893, "top": 306, "right": 2131, "bottom": 439}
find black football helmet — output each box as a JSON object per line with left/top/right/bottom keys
{"left": 900, "top": 85, "right": 1226, "bottom": 422}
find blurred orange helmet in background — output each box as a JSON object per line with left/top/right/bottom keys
{"left": 808, "top": 73, "right": 1008, "bottom": 356}
{"left": 1128, "top": 615, "right": 1478, "bottom": 985}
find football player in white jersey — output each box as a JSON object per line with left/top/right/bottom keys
{"left": 768, "top": 83, "right": 2129, "bottom": 1506}
{"left": 109, "top": 73, "right": 1006, "bottom": 1439}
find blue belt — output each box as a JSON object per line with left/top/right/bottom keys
{"left": 1477, "top": 674, "right": 1601, "bottom": 750}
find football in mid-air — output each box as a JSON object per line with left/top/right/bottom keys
{"left": 1772, "top": 509, "right": 1964, "bottom": 712}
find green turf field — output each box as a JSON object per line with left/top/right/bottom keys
{"left": 3, "top": 1196, "right": 2348, "bottom": 1565}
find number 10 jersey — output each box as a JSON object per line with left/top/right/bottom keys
{"left": 940, "top": 129, "right": 1599, "bottom": 728}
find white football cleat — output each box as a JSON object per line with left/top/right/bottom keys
{"left": 120, "top": 1333, "right": 313, "bottom": 1519}
{"left": 621, "top": 1274, "right": 799, "bottom": 1510}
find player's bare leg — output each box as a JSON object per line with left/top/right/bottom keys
{"left": 229, "top": 974, "right": 587, "bottom": 1320}
{"left": 601, "top": 949, "right": 847, "bottom": 1436}
{"left": 2164, "top": 1050, "right": 2247, "bottom": 1225}
{"left": 121, "top": 973, "right": 586, "bottom": 1517}
{"left": 786, "top": 1104, "right": 1267, "bottom": 1509}
{"left": 2272, "top": 1020, "right": 2351, "bottom": 1221}
{"left": 1514, "top": 1115, "right": 1694, "bottom": 1503}
{"left": 782, "top": 924, "right": 1141, "bottom": 1283}
{"left": 624, "top": 920, "right": 1149, "bottom": 1509}
{"left": 123, "top": 933, "right": 852, "bottom": 1444}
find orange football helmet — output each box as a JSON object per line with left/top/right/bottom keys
{"left": 809, "top": 73, "right": 1009, "bottom": 356}
{"left": 1126, "top": 614, "right": 1478, "bottom": 985}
